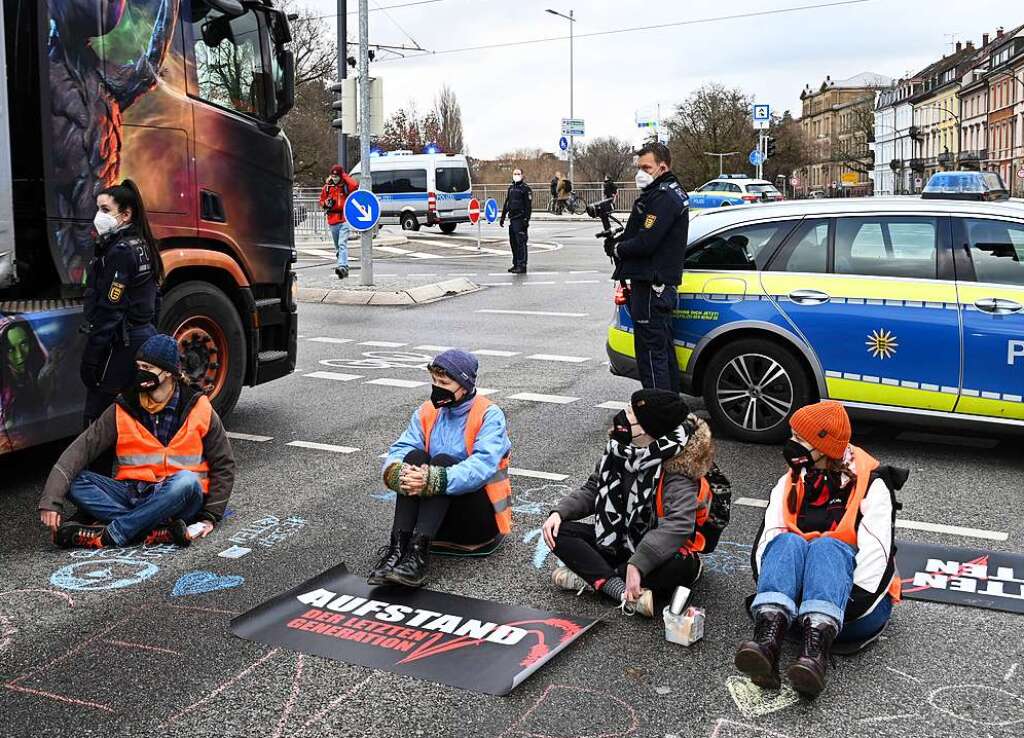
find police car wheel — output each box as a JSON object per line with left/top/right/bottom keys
{"left": 400, "top": 213, "right": 420, "bottom": 231}
{"left": 703, "top": 338, "right": 811, "bottom": 444}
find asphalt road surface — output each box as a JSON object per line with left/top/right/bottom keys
{"left": 3, "top": 221, "right": 1024, "bottom": 738}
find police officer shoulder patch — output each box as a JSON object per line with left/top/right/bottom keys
{"left": 108, "top": 281, "right": 126, "bottom": 302}
{"left": 644, "top": 214, "right": 657, "bottom": 229}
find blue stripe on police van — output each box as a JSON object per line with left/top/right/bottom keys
{"left": 378, "top": 194, "right": 428, "bottom": 201}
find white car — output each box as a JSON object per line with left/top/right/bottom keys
{"left": 688, "top": 176, "right": 785, "bottom": 209}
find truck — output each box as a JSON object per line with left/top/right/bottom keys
{"left": 0, "top": 0, "right": 299, "bottom": 455}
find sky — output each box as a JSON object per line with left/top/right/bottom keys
{"left": 297, "top": 0, "right": 1020, "bottom": 159}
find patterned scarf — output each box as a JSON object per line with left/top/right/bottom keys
{"left": 593, "top": 423, "right": 692, "bottom": 553}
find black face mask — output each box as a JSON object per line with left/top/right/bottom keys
{"left": 430, "top": 385, "right": 458, "bottom": 409}
{"left": 135, "top": 368, "right": 162, "bottom": 392}
{"left": 782, "top": 439, "right": 815, "bottom": 472}
{"left": 610, "top": 409, "right": 634, "bottom": 446}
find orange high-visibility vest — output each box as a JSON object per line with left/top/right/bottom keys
{"left": 114, "top": 395, "right": 213, "bottom": 494}
{"left": 782, "top": 445, "right": 901, "bottom": 602}
{"left": 418, "top": 396, "right": 512, "bottom": 535}
{"left": 655, "top": 476, "right": 712, "bottom": 553}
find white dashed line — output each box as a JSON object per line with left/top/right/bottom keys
{"left": 480, "top": 282, "right": 513, "bottom": 287}
{"left": 359, "top": 341, "right": 407, "bottom": 348}
{"left": 476, "top": 388, "right": 500, "bottom": 396}
{"left": 365, "top": 378, "right": 429, "bottom": 388}
{"left": 734, "top": 497, "right": 770, "bottom": 509}
{"left": 449, "top": 273, "right": 478, "bottom": 277}
{"left": 473, "top": 349, "right": 520, "bottom": 357}
{"left": 523, "top": 281, "right": 557, "bottom": 286}
{"left": 308, "top": 337, "right": 353, "bottom": 344}
{"left": 565, "top": 280, "right": 602, "bottom": 284}
{"left": 509, "top": 468, "right": 570, "bottom": 481}
{"left": 570, "top": 270, "right": 599, "bottom": 274}
{"left": 595, "top": 401, "right": 630, "bottom": 410}
{"left": 477, "top": 309, "right": 588, "bottom": 317}
{"left": 304, "top": 371, "right": 363, "bottom": 382}
{"left": 507, "top": 392, "right": 579, "bottom": 404}
{"left": 413, "top": 345, "right": 452, "bottom": 352}
{"left": 287, "top": 441, "right": 360, "bottom": 454}
{"left": 226, "top": 432, "right": 273, "bottom": 442}
{"left": 408, "top": 273, "right": 437, "bottom": 277}
{"left": 527, "top": 354, "right": 589, "bottom": 363}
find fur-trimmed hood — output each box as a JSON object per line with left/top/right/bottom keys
{"left": 664, "top": 414, "right": 714, "bottom": 479}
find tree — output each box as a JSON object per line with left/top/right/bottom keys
{"left": 574, "top": 137, "right": 635, "bottom": 182}
{"left": 277, "top": 0, "right": 335, "bottom": 87}
{"left": 665, "top": 83, "right": 757, "bottom": 188}
{"left": 378, "top": 107, "right": 420, "bottom": 151}
{"left": 434, "top": 84, "right": 465, "bottom": 154}
{"left": 763, "top": 111, "right": 811, "bottom": 185}
{"left": 829, "top": 100, "right": 876, "bottom": 176}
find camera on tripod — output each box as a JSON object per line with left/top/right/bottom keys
{"left": 586, "top": 196, "right": 623, "bottom": 242}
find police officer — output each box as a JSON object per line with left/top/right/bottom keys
{"left": 81, "top": 180, "right": 163, "bottom": 424}
{"left": 607, "top": 143, "right": 688, "bottom": 392}
{"left": 500, "top": 168, "right": 533, "bottom": 274}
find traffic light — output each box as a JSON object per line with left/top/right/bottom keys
{"left": 328, "top": 79, "right": 358, "bottom": 133}
{"left": 765, "top": 136, "right": 777, "bottom": 159}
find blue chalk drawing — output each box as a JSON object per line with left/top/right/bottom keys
{"left": 512, "top": 483, "right": 572, "bottom": 516}
{"left": 702, "top": 541, "right": 753, "bottom": 575}
{"left": 523, "top": 528, "right": 555, "bottom": 570}
{"left": 370, "top": 489, "right": 397, "bottom": 502}
{"left": 51, "top": 558, "right": 160, "bottom": 591}
{"left": 171, "top": 571, "right": 245, "bottom": 597}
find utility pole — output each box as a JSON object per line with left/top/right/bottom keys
{"left": 756, "top": 132, "right": 765, "bottom": 181}
{"left": 337, "top": 0, "right": 347, "bottom": 168}
{"left": 704, "top": 151, "right": 739, "bottom": 177}
{"left": 358, "top": 0, "right": 373, "bottom": 286}
{"left": 546, "top": 9, "right": 576, "bottom": 181}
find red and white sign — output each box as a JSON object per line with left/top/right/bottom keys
{"left": 789, "top": 177, "right": 800, "bottom": 187}
{"left": 1017, "top": 167, "right": 1024, "bottom": 180}
{"left": 468, "top": 197, "right": 481, "bottom": 224}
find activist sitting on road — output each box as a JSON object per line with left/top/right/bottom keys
{"left": 542, "top": 389, "right": 726, "bottom": 618}
{"left": 371, "top": 349, "right": 512, "bottom": 588}
{"left": 37, "top": 334, "right": 236, "bottom": 549}
{"left": 736, "top": 400, "right": 906, "bottom": 699}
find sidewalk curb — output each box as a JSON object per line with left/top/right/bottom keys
{"left": 297, "top": 277, "right": 480, "bottom": 307}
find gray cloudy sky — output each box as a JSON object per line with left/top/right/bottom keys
{"left": 297, "top": 0, "right": 1019, "bottom": 158}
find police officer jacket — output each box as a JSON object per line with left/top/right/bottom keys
{"left": 613, "top": 171, "right": 688, "bottom": 286}
{"left": 500, "top": 181, "right": 533, "bottom": 221}
{"left": 82, "top": 224, "right": 159, "bottom": 367}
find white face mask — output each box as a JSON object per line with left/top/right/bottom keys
{"left": 512, "top": 173, "right": 523, "bottom": 183}
{"left": 94, "top": 210, "right": 120, "bottom": 236}
{"left": 635, "top": 169, "right": 655, "bottom": 189}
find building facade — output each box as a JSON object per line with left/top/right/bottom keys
{"left": 873, "top": 80, "right": 916, "bottom": 195}
{"left": 985, "top": 29, "right": 1024, "bottom": 192}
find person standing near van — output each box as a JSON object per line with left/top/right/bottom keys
{"left": 320, "top": 165, "right": 358, "bottom": 279}
{"left": 500, "top": 168, "right": 532, "bottom": 274}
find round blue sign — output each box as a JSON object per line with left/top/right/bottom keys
{"left": 559, "top": 136, "right": 569, "bottom": 151}
{"left": 484, "top": 198, "right": 499, "bottom": 224}
{"left": 749, "top": 150, "right": 765, "bottom": 167}
{"left": 344, "top": 189, "right": 382, "bottom": 232}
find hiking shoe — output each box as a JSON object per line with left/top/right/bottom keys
{"left": 551, "top": 566, "right": 590, "bottom": 593}
{"left": 55, "top": 523, "right": 108, "bottom": 550}
{"left": 144, "top": 519, "right": 192, "bottom": 547}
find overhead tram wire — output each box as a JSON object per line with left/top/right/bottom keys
{"left": 307, "top": 0, "right": 446, "bottom": 22}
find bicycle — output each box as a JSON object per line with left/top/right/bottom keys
{"left": 550, "top": 192, "right": 587, "bottom": 215}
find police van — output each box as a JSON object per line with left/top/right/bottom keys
{"left": 350, "top": 152, "right": 473, "bottom": 232}
{"left": 607, "top": 198, "right": 1024, "bottom": 442}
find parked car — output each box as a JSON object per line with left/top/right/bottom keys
{"left": 687, "top": 176, "right": 784, "bottom": 209}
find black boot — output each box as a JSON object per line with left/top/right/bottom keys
{"left": 367, "top": 531, "right": 409, "bottom": 585}
{"left": 734, "top": 609, "right": 789, "bottom": 689}
{"left": 385, "top": 534, "right": 431, "bottom": 588}
{"left": 786, "top": 617, "right": 838, "bottom": 698}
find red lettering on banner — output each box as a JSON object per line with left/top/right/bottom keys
{"left": 287, "top": 618, "right": 308, "bottom": 629}
{"left": 301, "top": 609, "right": 323, "bottom": 619}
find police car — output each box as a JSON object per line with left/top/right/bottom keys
{"left": 607, "top": 198, "right": 1024, "bottom": 443}
{"left": 687, "top": 175, "right": 784, "bottom": 209}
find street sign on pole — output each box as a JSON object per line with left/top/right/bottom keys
{"left": 914, "top": 176, "right": 923, "bottom": 188}
{"left": 468, "top": 198, "right": 481, "bottom": 225}
{"left": 558, "top": 136, "right": 568, "bottom": 152}
{"left": 752, "top": 103, "right": 771, "bottom": 130}
{"left": 749, "top": 149, "right": 765, "bottom": 167}
{"left": 344, "top": 189, "right": 380, "bottom": 232}
{"left": 790, "top": 176, "right": 800, "bottom": 187}
{"left": 1017, "top": 167, "right": 1024, "bottom": 180}
{"left": 484, "top": 198, "right": 499, "bottom": 224}
{"left": 561, "top": 118, "right": 585, "bottom": 136}
{"left": 357, "top": 0, "right": 373, "bottom": 284}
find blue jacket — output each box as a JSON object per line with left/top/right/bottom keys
{"left": 384, "top": 396, "right": 511, "bottom": 496}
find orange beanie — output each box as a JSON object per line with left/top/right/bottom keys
{"left": 788, "top": 401, "right": 851, "bottom": 459}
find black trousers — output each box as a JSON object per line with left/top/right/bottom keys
{"left": 83, "top": 324, "right": 156, "bottom": 425}
{"left": 508, "top": 218, "right": 529, "bottom": 269}
{"left": 392, "top": 450, "right": 498, "bottom": 547}
{"left": 629, "top": 282, "right": 680, "bottom": 392}
{"left": 552, "top": 521, "right": 701, "bottom": 598}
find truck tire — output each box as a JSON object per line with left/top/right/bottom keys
{"left": 702, "top": 338, "right": 812, "bottom": 444}
{"left": 439, "top": 223, "right": 457, "bottom": 234}
{"left": 160, "top": 281, "right": 246, "bottom": 419}
{"left": 400, "top": 212, "right": 420, "bottom": 231}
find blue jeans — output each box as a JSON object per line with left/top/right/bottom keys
{"left": 68, "top": 470, "right": 205, "bottom": 546}
{"left": 330, "top": 222, "right": 351, "bottom": 268}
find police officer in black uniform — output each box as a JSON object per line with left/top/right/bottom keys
{"left": 81, "top": 180, "right": 163, "bottom": 424}
{"left": 608, "top": 143, "right": 688, "bottom": 392}
{"left": 500, "top": 168, "right": 533, "bottom": 274}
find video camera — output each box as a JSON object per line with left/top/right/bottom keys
{"left": 586, "top": 196, "right": 625, "bottom": 266}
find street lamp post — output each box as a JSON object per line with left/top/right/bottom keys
{"left": 546, "top": 8, "right": 575, "bottom": 182}
{"left": 704, "top": 151, "right": 739, "bottom": 177}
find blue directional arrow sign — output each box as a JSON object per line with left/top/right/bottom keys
{"left": 559, "top": 136, "right": 569, "bottom": 151}
{"left": 344, "top": 189, "right": 381, "bottom": 232}
{"left": 484, "top": 198, "right": 499, "bottom": 224}
{"left": 749, "top": 149, "right": 765, "bottom": 167}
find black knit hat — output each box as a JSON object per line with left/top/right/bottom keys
{"left": 630, "top": 389, "right": 690, "bottom": 439}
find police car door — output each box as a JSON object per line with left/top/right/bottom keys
{"left": 953, "top": 217, "right": 1024, "bottom": 420}
{"left": 761, "top": 214, "right": 961, "bottom": 412}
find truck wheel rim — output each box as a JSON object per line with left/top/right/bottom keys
{"left": 175, "top": 320, "right": 228, "bottom": 398}
{"left": 715, "top": 352, "right": 793, "bottom": 432}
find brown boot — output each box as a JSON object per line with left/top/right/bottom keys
{"left": 786, "top": 617, "right": 838, "bottom": 698}
{"left": 734, "top": 609, "right": 788, "bottom": 689}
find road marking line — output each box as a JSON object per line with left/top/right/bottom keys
{"left": 570, "top": 270, "right": 599, "bottom": 274}
{"left": 565, "top": 279, "right": 602, "bottom": 284}
{"left": 735, "top": 498, "right": 1007, "bottom": 541}
{"left": 359, "top": 340, "right": 407, "bottom": 348}
{"left": 523, "top": 281, "right": 557, "bottom": 285}
{"left": 480, "top": 282, "right": 513, "bottom": 287}
{"left": 287, "top": 441, "right": 360, "bottom": 454}
{"left": 473, "top": 349, "right": 520, "bottom": 357}
{"left": 365, "top": 378, "right": 428, "bottom": 388}
{"left": 476, "top": 388, "right": 500, "bottom": 396}
{"left": 509, "top": 468, "right": 569, "bottom": 481}
{"left": 408, "top": 273, "right": 437, "bottom": 277}
{"left": 488, "top": 272, "right": 514, "bottom": 276}
{"left": 508, "top": 392, "right": 579, "bottom": 404}
{"left": 298, "top": 249, "right": 336, "bottom": 259}
{"left": 477, "top": 309, "right": 588, "bottom": 317}
{"left": 376, "top": 246, "right": 414, "bottom": 255}
{"left": 307, "top": 337, "right": 353, "bottom": 344}
{"left": 595, "top": 401, "right": 630, "bottom": 410}
{"left": 226, "top": 432, "right": 274, "bottom": 442}
{"left": 413, "top": 344, "right": 451, "bottom": 352}
{"left": 449, "top": 273, "right": 478, "bottom": 276}
{"left": 527, "top": 353, "right": 589, "bottom": 363}
{"left": 304, "top": 371, "right": 363, "bottom": 382}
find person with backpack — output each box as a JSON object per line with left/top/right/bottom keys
{"left": 541, "top": 389, "right": 727, "bottom": 617}
{"left": 735, "top": 400, "right": 905, "bottom": 698}
{"left": 319, "top": 164, "right": 358, "bottom": 279}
